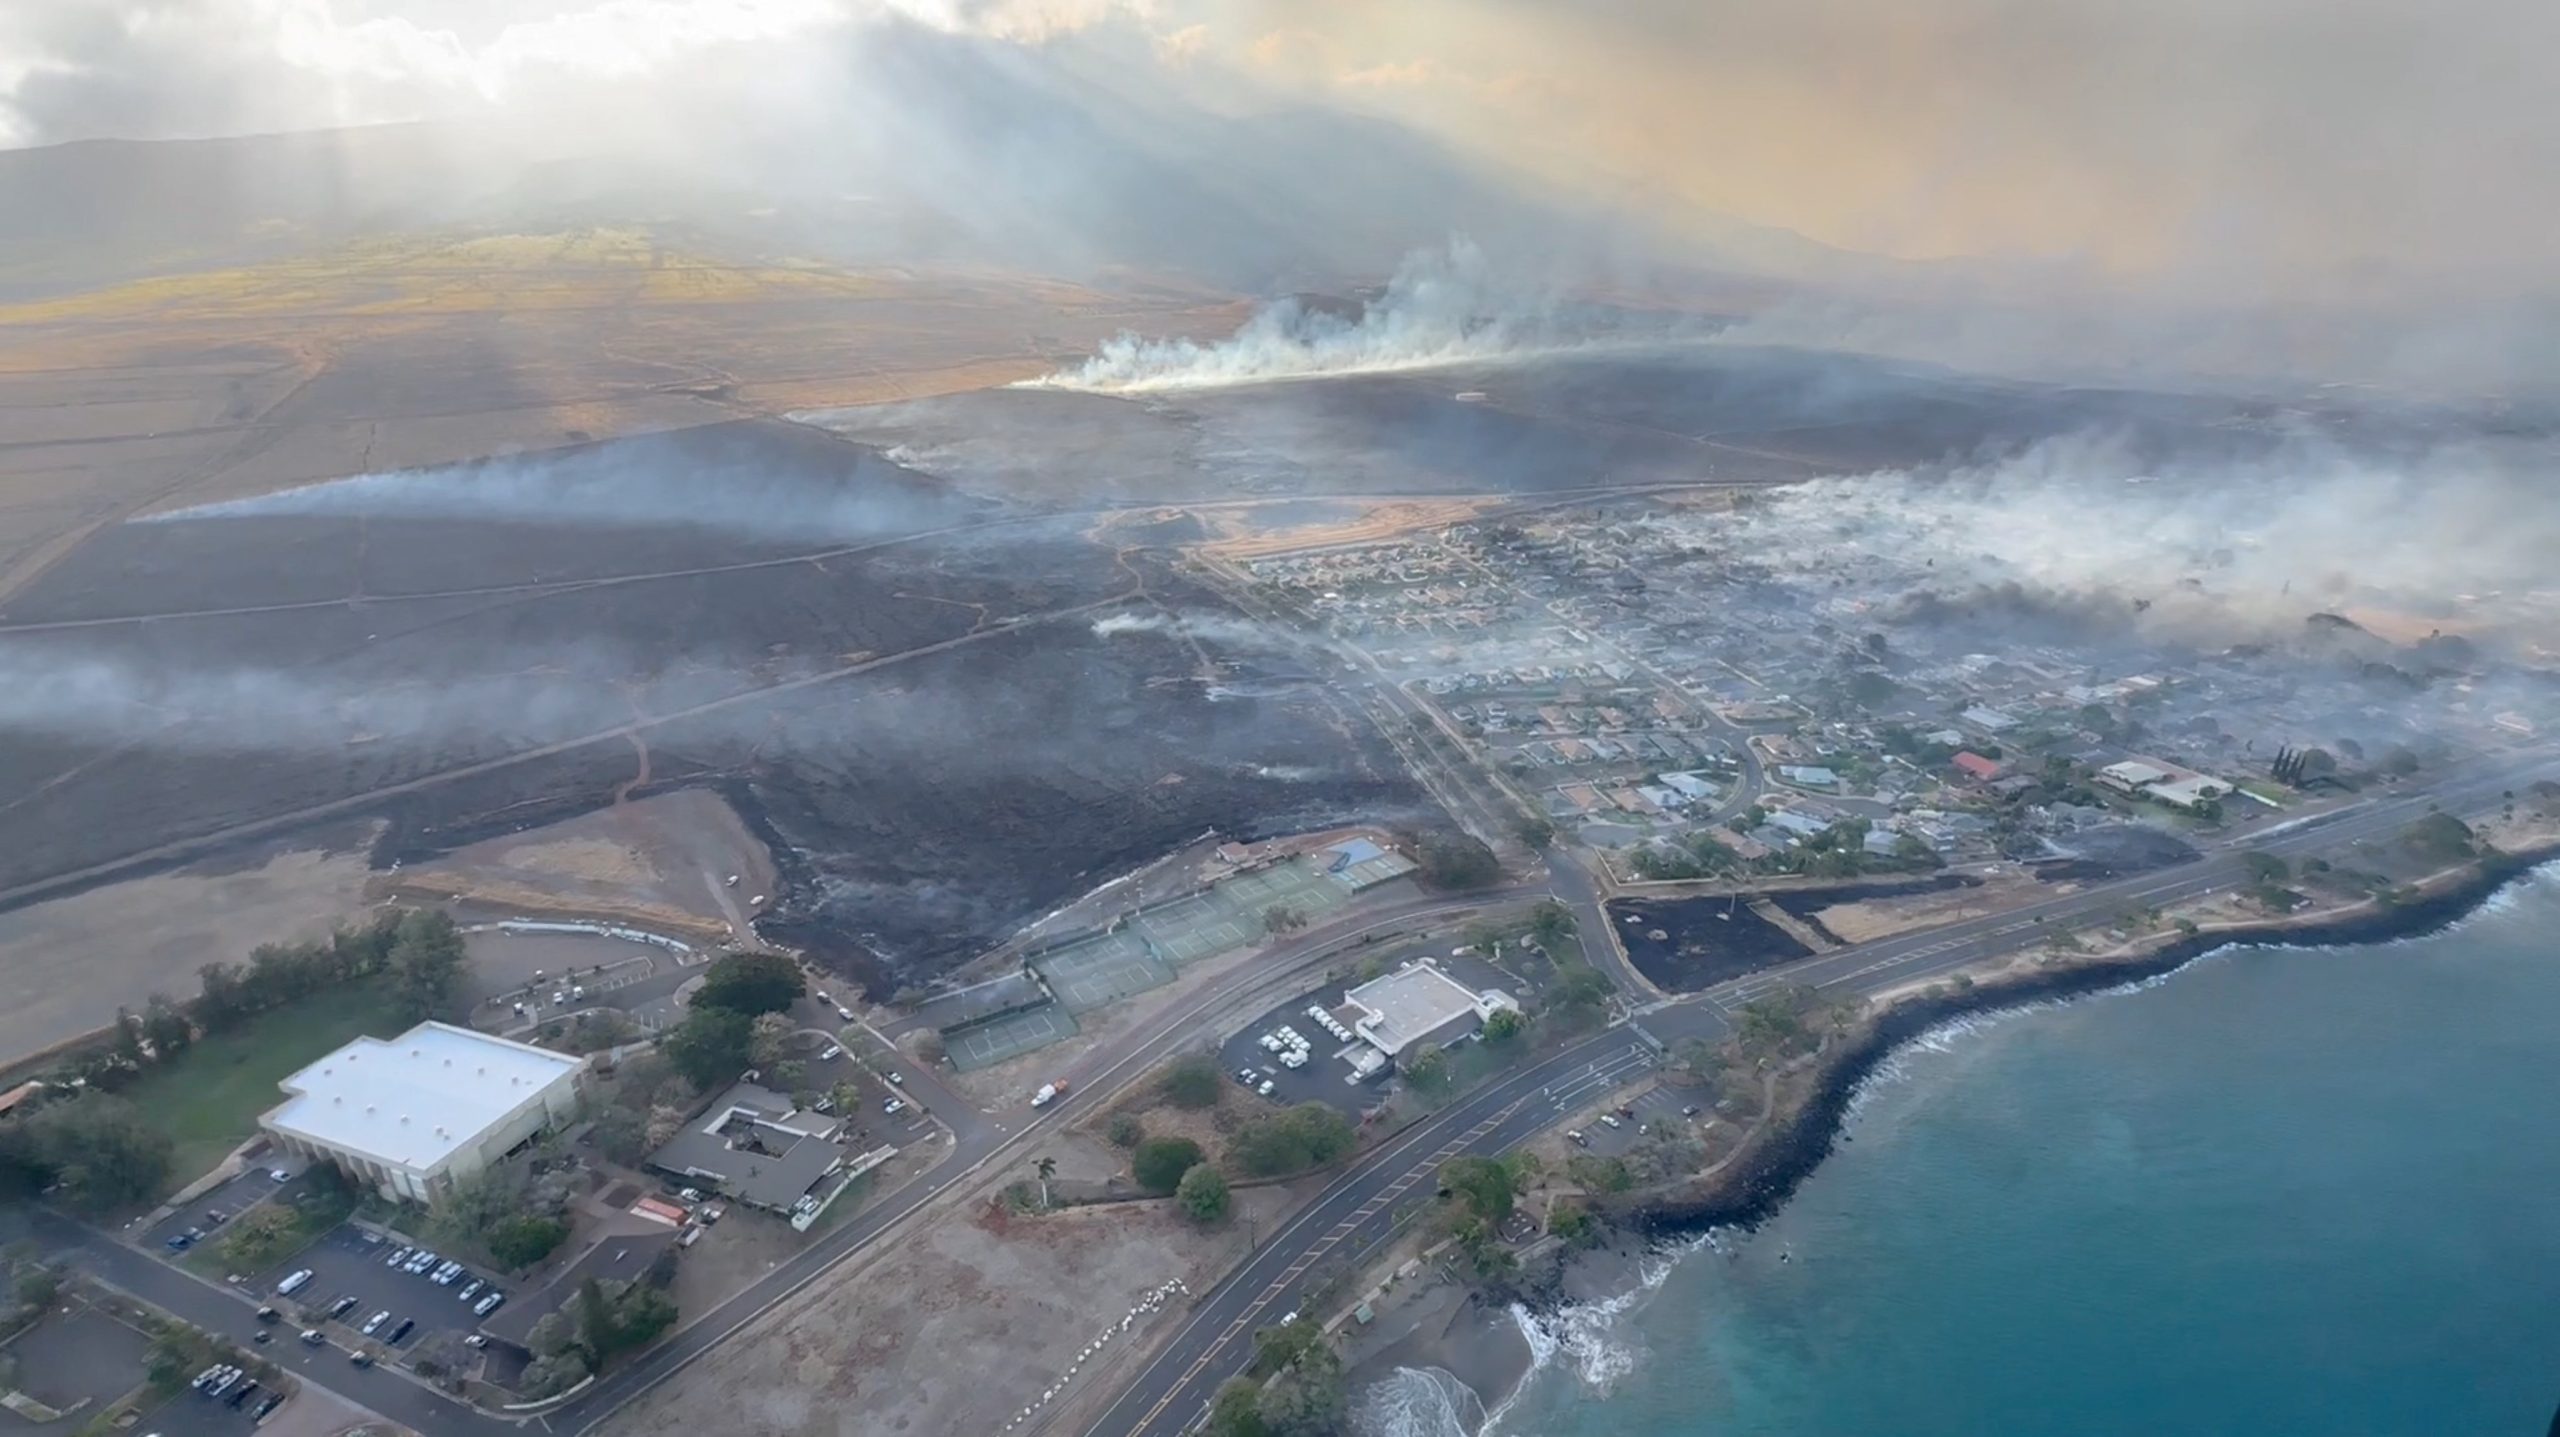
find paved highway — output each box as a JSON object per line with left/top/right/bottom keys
{"left": 1082, "top": 751, "right": 2560, "bottom": 1436}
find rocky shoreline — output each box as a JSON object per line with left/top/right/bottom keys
{"left": 1618, "top": 842, "right": 2560, "bottom": 1238}
{"left": 1334, "top": 846, "right": 2560, "bottom": 1434}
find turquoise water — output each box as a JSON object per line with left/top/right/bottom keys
{"left": 1493, "top": 868, "right": 2560, "bottom": 1437}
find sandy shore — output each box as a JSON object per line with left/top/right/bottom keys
{"left": 1341, "top": 1273, "right": 1532, "bottom": 1435}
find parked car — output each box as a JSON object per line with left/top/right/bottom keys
{"left": 329, "top": 1295, "right": 360, "bottom": 1319}
{"left": 387, "top": 1318, "right": 415, "bottom": 1344}
{"left": 820, "top": 1045, "right": 843, "bottom": 1061}
{"left": 464, "top": 1334, "right": 490, "bottom": 1349}
{"left": 458, "top": 1280, "right": 483, "bottom": 1302}
{"left": 1598, "top": 1113, "right": 1623, "bottom": 1129}
{"left": 361, "top": 1310, "right": 388, "bottom": 1335}
{"left": 1566, "top": 1130, "right": 1589, "bottom": 1147}
{"left": 474, "top": 1291, "right": 506, "bottom": 1316}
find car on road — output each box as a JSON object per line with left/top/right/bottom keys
{"left": 464, "top": 1334, "right": 490, "bottom": 1349}
{"left": 254, "top": 1305, "right": 280, "bottom": 1323}
{"left": 269, "top": 1168, "right": 291, "bottom": 1182}
{"left": 884, "top": 1070, "right": 904, "bottom": 1085}
{"left": 349, "top": 1350, "right": 374, "bottom": 1368}
{"left": 301, "top": 1329, "right": 327, "bottom": 1347}
{"left": 820, "top": 1045, "right": 843, "bottom": 1061}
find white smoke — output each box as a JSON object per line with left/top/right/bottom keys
{"left": 1024, "top": 240, "right": 1555, "bottom": 393}
{"left": 147, "top": 445, "right": 967, "bottom": 546}
{"left": 1089, "top": 610, "right": 1306, "bottom": 649}
{"left": 1721, "top": 429, "right": 2560, "bottom": 647}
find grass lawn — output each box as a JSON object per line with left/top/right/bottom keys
{"left": 123, "top": 983, "right": 413, "bottom": 1194}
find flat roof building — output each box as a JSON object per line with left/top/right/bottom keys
{"left": 260, "top": 1023, "right": 585, "bottom": 1205}
{"left": 1340, "top": 961, "right": 1515, "bottom": 1062}
{"left": 2098, "top": 760, "right": 2172, "bottom": 794}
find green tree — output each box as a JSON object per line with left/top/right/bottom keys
{"left": 1256, "top": 1340, "right": 1347, "bottom": 1437}
{"left": 1260, "top": 904, "right": 1307, "bottom": 936}
{"left": 1230, "top": 1103, "right": 1355, "bottom": 1177}
{"left": 2240, "top": 850, "right": 2290, "bottom": 884}
{"left": 14, "top": 1266, "right": 58, "bottom": 1308}
{"left": 1481, "top": 1007, "right": 1526, "bottom": 1044}
{"left": 690, "top": 952, "right": 806, "bottom": 1018}
{"left": 525, "top": 1309, "right": 582, "bottom": 1360}
{"left": 1160, "top": 1054, "right": 1225, "bottom": 1110}
{"left": 663, "top": 1006, "right": 756, "bottom": 1090}
{"left": 387, "top": 909, "right": 471, "bottom": 1021}
{"left": 2402, "top": 811, "right": 2476, "bottom": 861}
{"left": 1528, "top": 900, "right": 1578, "bottom": 951}
{"left": 488, "top": 1215, "right": 570, "bottom": 1269}
{"left": 1032, "top": 1155, "right": 1057, "bottom": 1208}
{"left": 1105, "top": 1113, "right": 1145, "bottom": 1148}
{"left": 138, "top": 993, "right": 191, "bottom": 1061}
{"left": 590, "top": 1105, "right": 651, "bottom": 1165}
{"left": 1176, "top": 1163, "right": 1230, "bottom": 1224}
{"left": 1439, "top": 1154, "right": 1523, "bottom": 1224}
{"left": 21, "top": 1092, "right": 170, "bottom": 1212}
{"left": 576, "top": 1277, "right": 619, "bottom": 1358}
{"left": 1413, "top": 831, "right": 1501, "bottom": 891}
{"left": 1402, "top": 1044, "right": 1450, "bottom": 1091}
{"left": 1133, "top": 1137, "right": 1206, "bottom": 1194}
{"left": 1204, "top": 1378, "right": 1274, "bottom": 1437}
{"left": 1515, "top": 816, "right": 1557, "bottom": 850}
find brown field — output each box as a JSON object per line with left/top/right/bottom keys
{"left": 0, "top": 228, "right": 1241, "bottom": 605}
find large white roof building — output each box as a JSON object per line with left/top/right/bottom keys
{"left": 1341, "top": 961, "right": 1516, "bottom": 1061}
{"left": 260, "top": 1022, "right": 587, "bottom": 1204}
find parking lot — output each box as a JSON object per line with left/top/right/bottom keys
{"left": 141, "top": 1161, "right": 298, "bottom": 1255}
{"left": 254, "top": 1225, "right": 508, "bottom": 1357}
{"left": 134, "top": 1385, "right": 276, "bottom": 1436}
{"left": 793, "top": 1035, "right": 936, "bottom": 1147}
{"left": 1216, "top": 981, "right": 1381, "bottom": 1117}
{"left": 1561, "top": 1082, "right": 1696, "bottom": 1158}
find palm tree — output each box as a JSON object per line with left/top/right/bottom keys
{"left": 1033, "top": 1155, "right": 1057, "bottom": 1209}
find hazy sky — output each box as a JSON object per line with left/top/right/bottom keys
{"left": 6, "top": 0, "right": 2556, "bottom": 304}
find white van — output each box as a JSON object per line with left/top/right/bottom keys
{"left": 276, "top": 1269, "right": 314, "bottom": 1295}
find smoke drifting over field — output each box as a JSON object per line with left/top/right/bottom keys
{"left": 1028, "top": 241, "right": 1589, "bottom": 392}
{"left": 0, "top": 644, "right": 671, "bottom": 754}
{"left": 1740, "top": 431, "right": 2559, "bottom": 651}
{"left": 153, "top": 436, "right": 984, "bottom": 544}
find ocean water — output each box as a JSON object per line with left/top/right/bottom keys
{"left": 1485, "top": 867, "right": 2560, "bottom": 1437}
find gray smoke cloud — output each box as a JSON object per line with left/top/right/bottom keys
{"left": 1725, "top": 430, "right": 2560, "bottom": 651}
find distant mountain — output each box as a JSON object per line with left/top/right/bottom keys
{"left": 0, "top": 22, "right": 1845, "bottom": 304}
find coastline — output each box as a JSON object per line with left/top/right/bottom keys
{"left": 1619, "top": 840, "right": 2560, "bottom": 1237}
{"left": 1362, "top": 841, "right": 2560, "bottom": 1434}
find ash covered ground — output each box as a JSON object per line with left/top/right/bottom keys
{"left": 0, "top": 419, "right": 1424, "bottom": 990}
{"left": 3, "top": 340, "right": 2532, "bottom": 994}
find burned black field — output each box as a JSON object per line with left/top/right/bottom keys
{"left": 0, "top": 420, "right": 1427, "bottom": 989}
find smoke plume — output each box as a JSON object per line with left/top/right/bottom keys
{"left": 1025, "top": 239, "right": 1570, "bottom": 392}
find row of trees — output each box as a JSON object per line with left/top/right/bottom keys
{"left": 0, "top": 1091, "right": 171, "bottom": 1213}
{"left": 50, "top": 909, "right": 470, "bottom": 1097}
{"left": 1204, "top": 1317, "right": 1348, "bottom": 1437}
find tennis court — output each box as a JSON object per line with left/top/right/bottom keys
{"left": 1034, "top": 931, "right": 1177, "bottom": 1014}
{"left": 945, "top": 1003, "right": 1080, "bottom": 1072}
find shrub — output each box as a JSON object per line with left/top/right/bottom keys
{"left": 1160, "top": 1054, "right": 1224, "bottom": 1110}
{"left": 1176, "top": 1163, "right": 1230, "bottom": 1224}
{"left": 1132, "top": 1137, "right": 1206, "bottom": 1194}
{"left": 488, "top": 1215, "right": 570, "bottom": 1270}
{"left": 1105, "top": 1113, "right": 1145, "bottom": 1147}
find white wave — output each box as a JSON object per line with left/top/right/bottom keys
{"left": 1485, "top": 1237, "right": 1712, "bottom": 1433}
{"left": 1351, "top": 1366, "right": 1485, "bottom": 1437}
{"left": 1022, "top": 240, "right": 1550, "bottom": 394}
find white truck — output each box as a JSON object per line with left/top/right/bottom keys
{"left": 1031, "top": 1080, "right": 1069, "bottom": 1108}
